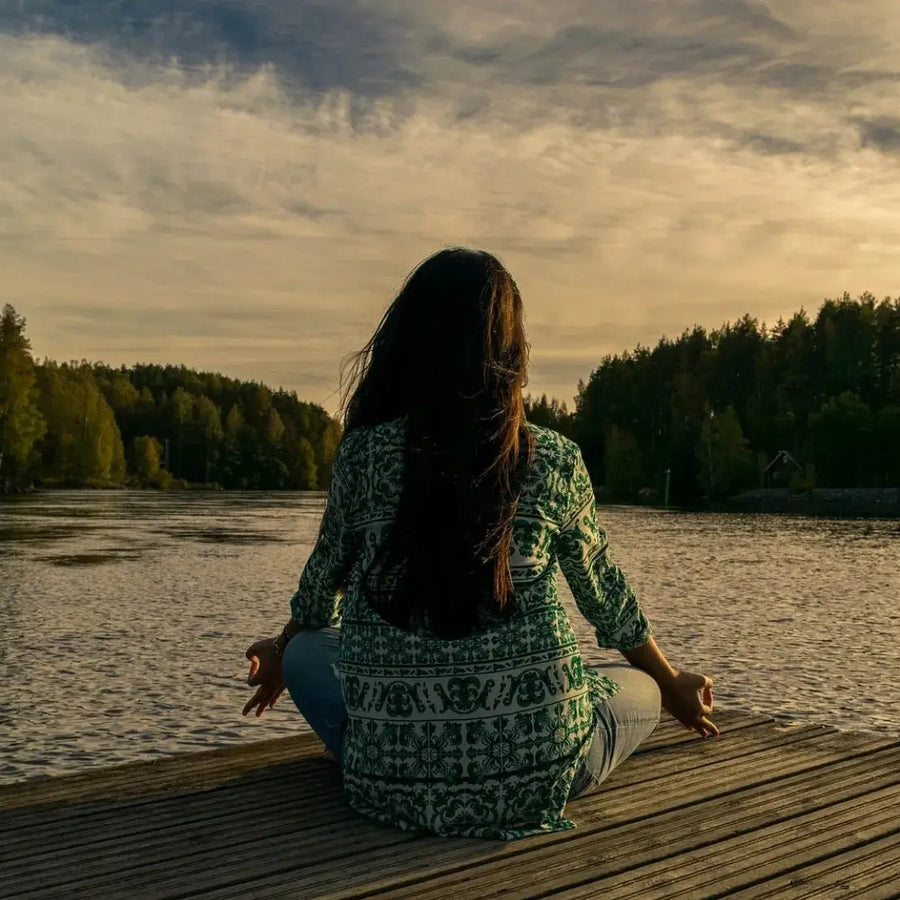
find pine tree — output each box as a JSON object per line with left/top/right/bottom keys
{"left": 0, "top": 305, "right": 46, "bottom": 489}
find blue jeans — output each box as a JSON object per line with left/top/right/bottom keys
{"left": 282, "top": 627, "right": 661, "bottom": 796}
{"left": 567, "top": 662, "right": 661, "bottom": 798}
{"left": 282, "top": 628, "right": 347, "bottom": 761}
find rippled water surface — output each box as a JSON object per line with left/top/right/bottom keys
{"left": 2, "top": 491, "right": 899, "bottom": 783}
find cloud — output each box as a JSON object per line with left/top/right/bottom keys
{"left": 448, "top": 23, "right": 781, "bottom": 91}
{"left": 2, "top": 3, "right": 900, "bottom": 411}
{"left": 856, "top": 116, "right": 900, "bottom": 153}
{"left": 0, "top": 0, "right": 420, "bottom": 95}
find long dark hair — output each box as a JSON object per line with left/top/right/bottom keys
{"left": 341, "top": 248, "right": 535, "bottom": 639}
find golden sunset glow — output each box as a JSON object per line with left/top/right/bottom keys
{"left": 4, "top": 1, "right": 900, "bottom": 409}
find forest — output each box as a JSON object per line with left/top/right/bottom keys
{"left": 0, "top": 304, "right": 341, "bottom": 491}
{"left": 2, "top": 293, "right": 899, "bottom": 498}
{"left": 526, "top": 292, "right": 900, "bottom": 502}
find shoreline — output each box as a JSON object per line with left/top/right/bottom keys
{"left": 7, "top": 485, "right": 900, "bottom": 519}
{"left": 723, "top": 487, "right": 900, "bottom": 518}
{"left": 0, "top": 485, "right": 325, "bottom": 496}
{"left": 593, "top": 486, "right": 900, "bottom": 518}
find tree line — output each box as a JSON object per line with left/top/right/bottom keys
{"left": 4, "top": 293, "right": 899, "bottom": 498}
{"left": 527, "top": 292, "right": 900, "bottom": 501}
{"left": 0, "top": 304, "right": 340, "bottom": 491}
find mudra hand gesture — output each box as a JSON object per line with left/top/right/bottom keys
{"left": 242, "top": 638, "right": 285, "bottom": 718}
{"left": 661, "top": 671, "right": 718, "bottom": 737}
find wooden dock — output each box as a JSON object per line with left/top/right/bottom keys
{"left": 2, "top": 710, "right": 899, "bottom": 898}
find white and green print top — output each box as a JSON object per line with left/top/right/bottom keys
{"left": 290, "top": 420, "right": 652, "bottom": 839}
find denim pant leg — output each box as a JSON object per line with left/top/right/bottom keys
{"left": 282, "top": 627, "right": 347, "bottom": 761}
{"left": 569, "top": 663, "right": 661, "bottom": 799}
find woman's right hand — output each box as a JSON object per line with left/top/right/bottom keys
{"left": 242, "top": 638, "right": 286, "bottom": 718}
{"left": 660, "top": 671, "right": 719, "bottom": 737}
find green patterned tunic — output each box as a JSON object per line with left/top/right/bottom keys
{"left": 290, "top": 420, "right": 651, "bottom": 839}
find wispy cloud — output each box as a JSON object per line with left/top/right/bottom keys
{"left": 2, "top": 2, "right": 899, "bottom": 409}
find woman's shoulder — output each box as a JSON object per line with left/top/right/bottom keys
{"left": 525, "top": 422, "right": 582, "bottom": 468}
{"left": 520, "top": 423, "right": 585, "bottom": 516}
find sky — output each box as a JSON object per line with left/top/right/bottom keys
{"left": 2, "top": 1, "right": 900, "bottom": 414}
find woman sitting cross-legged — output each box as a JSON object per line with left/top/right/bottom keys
{"left": 242, "top": 248, "right": 717, "bottom": 840}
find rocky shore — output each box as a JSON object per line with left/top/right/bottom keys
{"left": 727, "top": 487, "right": 900, "bottom": 517}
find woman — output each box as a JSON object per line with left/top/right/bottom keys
{"left": 242, "top": 248, "right": 717, "bottom": 840}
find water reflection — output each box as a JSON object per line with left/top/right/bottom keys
{"left": 37, "top": 553, "right": 142, "bottom": 566}
{"left": 1, "top": 490, "right": 898, "bottom": 783}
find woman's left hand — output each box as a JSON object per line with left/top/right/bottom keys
{"left": 242, "top": 638, "right": 285, "bottom": 718}
{"left": 660, "top": 671, "right": 719, "bottom": 737}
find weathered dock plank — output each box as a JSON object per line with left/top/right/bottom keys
{"left": 1, "top": 710, "right": 897, "bottom": 899}
{"left": 344, "top": 748, "right": 900, "bottom": 900}
{"left": 728, "top": 830, "right": 900, "bottom": 899}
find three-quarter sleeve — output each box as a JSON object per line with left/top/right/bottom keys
{"left": 289, "top": 438, "right": 356, "bottom": 629}
{"left": 554, "top": 446, "right": 652, "bottom": 651}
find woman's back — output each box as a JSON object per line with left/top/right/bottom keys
{"left": 322, "top": 418, "right": 647, "bottom": 838}
{"left": 244, "top": 249, "right": 715, "bottom": 842}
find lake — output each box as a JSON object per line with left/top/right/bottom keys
{"left": 2, "top": 491, "right": 899, "bottom": 784}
